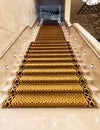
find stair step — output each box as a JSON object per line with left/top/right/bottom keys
{"left": 1, "top": 85, "right": 12, "bottom": 93}
{"left": 2, "top": 93, "right": 90, "bottom": 108}
{"left": 11, "top": 70, "right": 18, "bottom": 76}
{"left": 22, "top": 63, "right": 78, "bottom": 69}
{"left": 28, "top": 50, "right": 71, "bottom": 53}
{"left": 7, "top": 77, "right": 15, "bottom": 82}
{"left": 27, "top": 51, "right": 72, "bottom": 54}
{"left": 19, "top": 75, "right": 79, "bottom": 84}
{"left": 84, "top": 76, "right": 93, "bottom": 84}
{"left": 29, "top": 47, "right": 71, "bottom": 50}
{"left": 28, "top": 50, "right": 72, "bottom": 54}
{"left": 79, "top": 63, "right": 86, "bottom": 69}
{"left": 37, "top": 38, "right": 66, "bottom": 39}
{"left": 88, "top": 85, "right": 100, "bottom": 94}
{"left": 0, "top": 94, "right": 8, "bottom": 107}
{"left": 22, "top": 68, "right": 77, "bottom": 73}
{"left": 34, "top": 41, "right": 69, "bottom": 44}
{"left": 92, "top": 94, "right": 100, "bottom": 107}
{"left": 36, "top": 40, "right": 66, "bottom": 43}
{"left": 26, "top": 53, "right": 74, "bottom": 58}
{"left": 31, "top": 44, "right": 69, "bottom": 47}
{"left": 81, "top": 69, "right": 89, "bottom": 75}
{"left": 10, "top": 84, "right": 83, "bottom": 93}
{"left": 25, "top": 57, "right": 73, "bottom": 61}
{"left": 24, "top": 59, "right": 74, "bottom": 63}
{"left": 20, "top": 68, "right": 78, "bottom": 76}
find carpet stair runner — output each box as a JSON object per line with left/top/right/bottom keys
{"left": 2, "top": 22, "right": 97, "bottom": 108}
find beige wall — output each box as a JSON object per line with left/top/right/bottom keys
{"left": 71, "top": 0, "right": 84, "bottom": 16}
{"left": 0, "top": 23, "right": 40, "bottom": 89}
{"left": 64, "top": 0, "right": 71, "bottom": 26}
{"left": 64, "top": 0, "right": 84, "bottom": 26}
{"left": 0, "top": 0, "right": 37, "bottom": 55}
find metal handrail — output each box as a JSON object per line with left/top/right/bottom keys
{"left": 0, "top": 20, "right": 37, "bottom": 60}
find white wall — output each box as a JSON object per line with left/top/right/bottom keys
{"left": 0, "top": 0, "right": 38, "bottom": 55}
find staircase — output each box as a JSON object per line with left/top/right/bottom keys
{"left": 2, "top": 21, "right": 97, "bottom": 108}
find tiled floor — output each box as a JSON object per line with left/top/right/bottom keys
{"left": 0, "top": 108, "right": 100, "bottom": 130}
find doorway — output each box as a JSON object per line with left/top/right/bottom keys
{"left": 37, "top": 0, "right": 65, "bottom": 23}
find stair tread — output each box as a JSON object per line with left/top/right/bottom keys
{"left": 31, "top": 44, "right": 69, "bottom": 46}
{"left": 22, "top": 68, "right": 77, "bottom": 73}
{"left": 21, "top": 69, "right": 77, "bottom": 76}
{"left": 36, "top": 40, "right": 66, "bottom": 43}
{"left": 13, "top": 84, "right": 83, "bottom": 93}
{"left": 30, "top": 47, "right": 70, "bottom": 49}
{"left": 26, "top": 53, "right": 73, "bottom": 58}
{"left": 26, "top": 57, "right": 73, "bottom": 61}
{"left": 27, "top": 53, "right": 72, "bottom": 56}
{"left": 28, "top": 51, "right": 71, "bottom": 54}
{"left": 34, "top": 42, "right": 69, "bottom": 45}
{"left": 29, "top": 49, "right": 70, "bottom": 53}
{"left": 20, "top": 75, "right": 79, "bottom": 83}
{"left": 24, "top": 62, "right": 75, "bottom": 66}
{"left": 3, "top": 93, "right": 89, "bottom": 107}
{"left": 23, "top": 63, "right": 76, "bottom": 69}
{"left": 25, "top": 59, "right": 73, "bottom": 63}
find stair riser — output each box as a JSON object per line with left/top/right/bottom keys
{"left": 25, "top": 55, "right": 73, "bottom": 58}
{"left": 21, "top": 72, "right": 77, "bottom": 76}
{"left": 23, "top": 66, "right": 76, "bottom": 69}
{"left": 30, "top": 45, "right": 70, "bottom": 47}
{"left": 33, "top": 42, "right": 69, "bottom": 44}
{"left": 15, "top": 90, "right": 83, "bottom": 93}
{"left": 20, "top": 80, "right": 79, "bottom": 84}
{"left": 37, "top": 37, "right": 64, "bottom": 39}
{"left": 24, "top": 60, "right": 74, "bottom": 63}
{"left": 36, "top": 41, "right": 66, "bottom": 43}
{"left": 29, "top": 47, "right": 71, "bottom": 50}
{"left": 38, "top": 38, "right": 65, "bottom": 39}
{"left": 26, "top": 53, "right": 73, "bottom": 56}
{"left": 27, "top": 51, "right": 72, "bottom": 54}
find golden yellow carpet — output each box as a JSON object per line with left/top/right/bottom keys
{"left": 2, "top": 23, "right": 97, "bottom": 108}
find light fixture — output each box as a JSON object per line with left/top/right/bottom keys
{"left": 23, "top": 40, "right": 26, "bottom": 42}
{"left": 13, "top": 53, "right": 17, "bottom": 57}
{"left": 90, "top": 64, "right": 94, "bottom": 69}
{"left": 83, "top": 52, "right": 87, "bottom": 56}
{"left": 19, "top": 45, "right": 22, "bottom": 48}
{"left": 82, "top": 0, "right": 100, "bottom": 5}
{"left": 5, "top": 65, "right": 9, "bottom": 70}
{"left": 78, "top": 45, "right": 81, "bottom": 48}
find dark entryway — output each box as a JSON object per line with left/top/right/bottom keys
{"left": 37, "top": 0, "right": 65, "bottom": 23}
